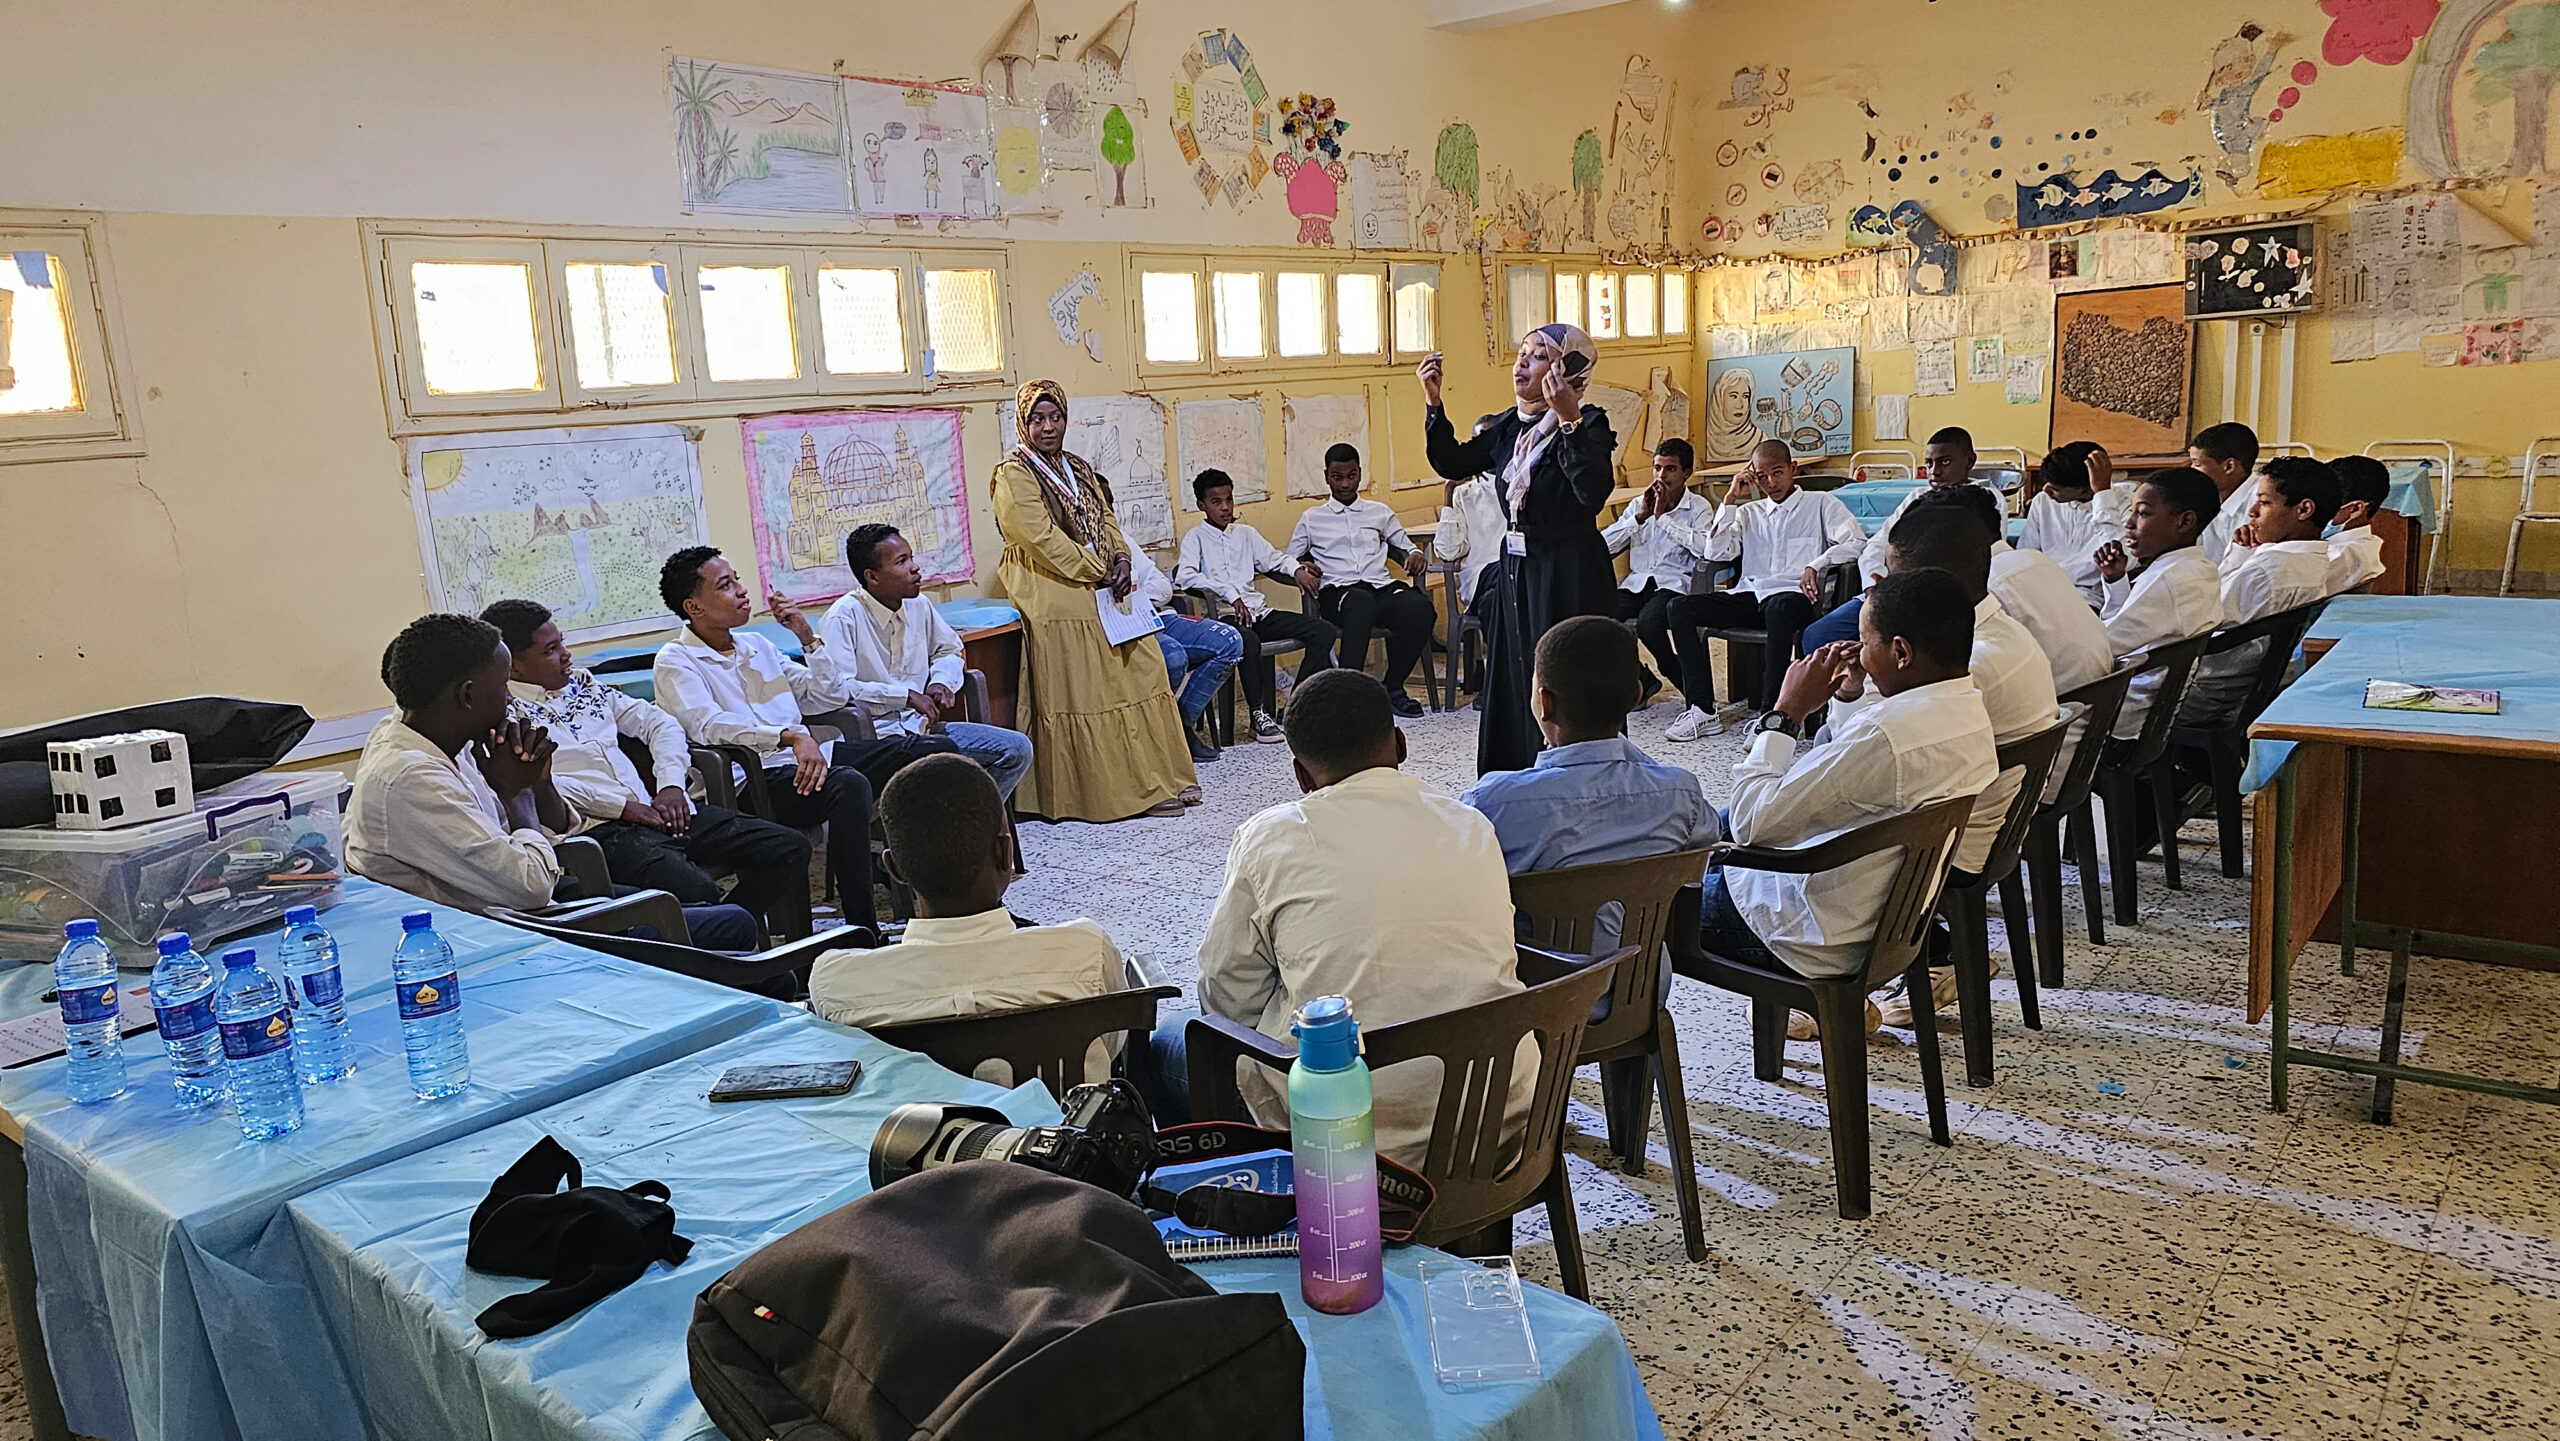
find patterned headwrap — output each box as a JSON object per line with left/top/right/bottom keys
{"left": 1501, "top": 324, "right": 1601, "bottom": 514}
{"left": 1016, "top": 377, "right": 1069, "bottom": 427}
{"left": 1528, "top": 323, "right": 1598, "bottom": 391}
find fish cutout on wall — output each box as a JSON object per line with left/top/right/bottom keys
{"left": 2015, "top": 166, "right": 2204, "bottom": 228}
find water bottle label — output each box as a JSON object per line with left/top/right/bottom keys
{"left": 398, "top": 972, "right": 460, "bottom": 1021}
{"left": 59, "top": 982, "right": 118, "bottom": 1025}
{"left": 299, "top": 967, "right": 345, "bottom": 1008}
{"left": 219, "top": 1008, "right": 293, "bottom": 1060}
{"left": 155, "top": 995, "right": 216, "bottom": 1040}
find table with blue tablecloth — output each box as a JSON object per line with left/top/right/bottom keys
{"left": 1826, "top": 480, "right": 2026, "bottom": 543}
{"left": 288, "top": 1010, "right": 1665, "bottom": 1441}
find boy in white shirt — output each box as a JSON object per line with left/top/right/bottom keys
{"left": 1175, "top": 469, "right": 1338, "bottom": 741}
{"left": 1663, "top": 438, "right": 1866, "bottom": 740}
{"left": 814, "top": 524, "right": 1035, "bottom": 800}
{"left": 2093, "top": 469, "right": 2228, "bottom": 740}
{"left": 2176, "top": 457, "right": 2338, "bottom": 724}
{"left": 2324, "top": 455, "right": 2391, "bottom": 593}
{"left": 1430, "top": 413, "right": 1510, "bottom": 694}
{"left": 1602, "top": 439, "right": 1717, "bottom": 708}
{"left": 2020, "top": 441, "right": 2112, "bottom": 605}
{"left": 2187, "top": 422, "right": 2261, "bottom": 564}
{"left": 1801, "top": 428, "right": 1985, "bottom": 653}
{"left": 1287, "top": 445, "right": 1436, "bottom": 718}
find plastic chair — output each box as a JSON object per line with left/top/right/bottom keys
{"left": 2500, "top": 437, "right": 2560, "bottom": 596}
{"left": 1181, "top": 950, "right": 1623, "bottom": 1300}
{"left": 611, "top": 733, "right": 815, "bottom": 941}
{"left": 1508, "top": 848, "right": 1714, "bottom": 1262}
{"left": 2087, "top": 633, "right": 2214, "bottom": 926}
{"left": 493, "top": 888, "right": 872, "bottom": 1000}
{"left": 867, "top": 985, "right": 1182, "bottom": 1100}
{"left": 1689, "top": 559, "right": 1857, "bottom": 711}
{"left": 2163, "top": 600, "right": 2327, "bottom": 880}
{"left": 2022, "top": 663, "right": 2138, "bottom": 987}
{"left": 1670, "top": 794, "right": 1975, "bottom": 1220}
{"left": 1939, "top": 716, "right": 2072, "bottom": 1088}
{"left": 1172, "top": 591, "right": 1303, "bottom": 746}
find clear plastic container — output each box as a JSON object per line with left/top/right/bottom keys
{"left": 213, "top": 946, "right": 303, "bottom": 1141}
{"left": 1417, "top": 1255, "right": 1542, "bottom": 1384}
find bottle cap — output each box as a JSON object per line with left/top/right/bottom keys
{"left": 221, "top": 948, "right": 257, "bottom": 969}
{"left": 63, "top": 919, "right": 98, "bottom": 940}
{"left": 158, "top": 933, "right": 192, "bottom": 956}
{"left": 285, "top": 905, "right": 318, "bottom": 925}
{"left": 401, "top": 911, "right": 434, "bottom": 931}
{"left": 1290, "top": 995, "right": 1362, "bottom": 1072}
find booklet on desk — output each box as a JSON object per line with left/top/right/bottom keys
{"left": 2364, "top": 680, "right": 2501, "bottom": 715}
{"left": 0, "top": 982, "right": 157, "bottom": 1068}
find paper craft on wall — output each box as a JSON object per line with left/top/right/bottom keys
{"left": 978, "top": 1, "right": 1054, "bottom": 105}
{"left": 1281, "top": 392, "right": 1372, "bottom": 498}
{"left": 1093, "top": 92, "right": 1148, "bottom": 209}
{"left": 670, "top": 60, "right": 852, "bottom": 216}
{"left": 1000, "top": 393, "right": 1172, "bottom": 548}
{"left": 1580, "top": 380, "right": 1650, "bottom": 482}
{"left": 2054, "top": 283, "right": 2192, "bottom": 457}
{"left": 2186, "top": 220, "right": 2319, "bottom": 319}
{"left": 1913, "top": 339, "right": 1957, "bottom": 397}
{"left": 2005, "top": 354, "right": 2046, "bottom": 404}
{"left": 742, "top": 410, "right": 973, "bottom": 607}
{"left": 1702, "top": 348, "right": 1851, "bottom": 461}
{"left": 1968, "top": 337, "right": 2006, "bottom": 384}
{"left": 1175, "top": 31, "right": 1273, "bottom": 210}
{"left": 1176, "top": 398, "right": 1268, "bottom": 510}
{"left": 2014, "top": 167, "right": 2203, "bottom": 228}
{"left": 2256, "top": 130, "right": 2404, "bottom": 200}
{"left": 1346, "top": 151, "right": 1415, "bottom": 248}
{"left": 409, "top": 424, "right": 710, "bottom": 643}
{"left": 1605, "top": 56, "right": 1676, "bottom": 245}
{"left": 1274, "top": 95, "right": 1351, "bottom": 245}
{"left": 990, "top": 103, "right": 1051, "bottom": 205}
{"left": 1048, "top": 267, "right": 1105, "bottom": 361}
{"left": 1645, "top": 367, "right": 1692, "bottom": 455}
{"left": 843, "top": 76, "right": 998, "bottom": 218}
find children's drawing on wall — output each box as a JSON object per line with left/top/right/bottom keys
{"left": 978, "top": 0, "right": 1056, "bottom": 105}
{"left": 2408, "top": 0, "right": 2560, "bottom": 180}
{"left": 1607, "top": 56, "right": 1676, "bottom": 244}
{"left": 1174, "top": 31, "right": 1273, "bottom": 211}
{"left": 1347, "top": 151, "right": 1415, "bottom": 247}
{"left": 2325, "top": 0, "right": 2445, "bottom": 68}
{"left": 1423, "top": 123, "right": 1479, "bottom": 253}
{"left": 1847, "top": 201, "right": 1957, "bottom": 294}
{"left": 1572, "top": 131, "right": 1604, "bottom": 244}
{"left": 1275, "top": 94, "right": 1350, "bottom": 245}
{"left": 1048, "top": 267, "right": 1106, "bottom": 362}
{"left": 743, "top": 410, "right": 974, "bottom": 607}
{"left": 1001, "top": 393, "right": 1173, "bottom": 548}
{"left": 2201, "top": 23, "right": 2287, "bottom": 186}
{"left": 1717, "top": 64, "right": 1794, "bottom": 128}
{"left": 670, "top": 60, "right": 852, "bottom": 216}
{"left": 841, "top": 76, "right": 998, "bottom": 219}
{"left": 1097, "top": 100, "right": 1146, "bottom": 207}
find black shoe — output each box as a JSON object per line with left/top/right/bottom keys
{"left": 1188, "top": 724, "right": 1220, "bottom": 762}
{"left": 1388, "top": 692, "right": 1426, "bottom": 718}
{"left": 1638, "top": 669, "right": 1664, "bottom": 707}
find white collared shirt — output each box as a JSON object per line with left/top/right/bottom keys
{"left": 1197, "top": 767, "right": 1528, "bottom": 1167}
{"left": 2101, "top": 546, "right": 2226, "bottom": 739}
{"left": 345, "top": 716, "right": 560, "bottom": 914}
{"left": 2183, "top": 538, "right": 2332, "bottom": 713}
{"left": 816, "top": 589, "right": 966, "bottom": 736}
{"left": 653, "top": 626, "right": 853, "bottom": 767}
{"left": 808, "top": 908, "right": 1132, "bottom": 1084}
{"left": 1857, "top": 487, "right": 1934, "bottom": 587}
{"left": 508, "top": 669, "right": 693, "bottom": 835}
{"left": 1602, "top": 490, "right": 1718, "bottom": 594}
{"left": 1726, "top": 675, "right": 1999, "bottom": 979}
{"left": 2327, "top": 525, "right": 2385, "bottom": 593}
{"left": 1288, "top": 497, "right": 1415, "bottom": 589}
{"left": 1990, "top": 542, "right": 2117, "bottom": 806}
{"left": 1702, "top": 488, "right": 1867, "bottom": 598}
{"left": 1177, "top": 520, "right": 1295, "bottom": 619}
{"left": 1432, "top": 477, "right": 1510, "bottom": 605}
{"left": 2201, "top": 481, "right": 2254, "bottom": 565}
{"left": 2019, "top": 492, "right": 2109, "bottom": 603}
{"left": 1129, "top": 545, "right": 1176, "bottom": 614}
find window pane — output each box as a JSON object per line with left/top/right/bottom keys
{"left": 1390, "top": 264, "right": 1437, "bottom": 355}
{"left": 924, "top": 268, "right": 1003, "bottom": 374}
{"left": 1553, "top": 271, "right": 1583, "bottom": 330}
{"left": 697, "top": 264, "right": 798, "bottom": 382}
{"left": 1625, "top": 272, "right": 1658, "bottom": 338}
{"left": 1505, "top": 265, "right": 1550, "bottom": 340}
{"left": 1334, "top": 272, "right": 1383, "bottom": 355}
{"left": 1275, "top": 272, "right": 1327, "bottom": 358}
{"left": 1587, "top": 271, "right": 1620, "bottom": 339}
{"left": 1662, "top": 271, "right": 1690, "bottom": 334}
{"left": 0, "top": 252, "right": 80, "bottom": 415}
{"left": 819, "top": 266, "right": 907, "bottom": 375}
{"left": 1213, "top": 272, "right": 1266, "bottom": 359}
{"left": 564, "top": 262, "right": 677, "bottom": 389}
{"left": 411, "top": 261, "right": 542, "bottom": 395}
{"left": 1142, "top": 271, "right": 1202, "bottom": 364}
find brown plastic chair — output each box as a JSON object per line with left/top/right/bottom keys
{"left": 2165, "top": 599, "right": 2327, "bottom": 880}
{"left": 1181, "top": 949, "right": 1624, "bottom": 1300}
{"left": 1670, "top": 794, "right": 1975, "bottom": 1220}
{"left": 1508, "top": 848, "right": 1712, "bottom": 1262}
{"left": 866, "top": 985, "right": 1182, "bottom": 1100}
{"left": 493, "top": 887, "right": 873, "bottom": 1000}
{"left": 1940, "top": 715, "right": 2072, "bottom": 1088}
{"left": 2023, "top": 663, "right": 2138, "bottom": 986}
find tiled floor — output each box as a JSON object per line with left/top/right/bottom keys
{"left": 3, "top": 681, "right": 2553, "bottom": 1440}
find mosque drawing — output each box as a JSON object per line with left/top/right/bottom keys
{"left": 782, "top": 428, "right": 942, "bottom": 572}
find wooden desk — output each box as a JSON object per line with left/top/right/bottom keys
{"left": 958, "top": 620, "right": 1024, "bottom": 731}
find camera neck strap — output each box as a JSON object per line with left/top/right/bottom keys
{"left": 1146, "top": 1121, "right": 1434, "bottom": 1243}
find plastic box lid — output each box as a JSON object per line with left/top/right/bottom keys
{"left": 0, "top": 770, "right": 345, "bottom": 853}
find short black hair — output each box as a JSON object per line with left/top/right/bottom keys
{"left": 381, "top": 614, "right": 504, "bottom": 712}
{"left": 1532, "top": 616, "right": 1642, "bottom": 732}
{"left": 2331, "top": 455, "right": 2391, "bottom": 510}
{"left": 478, "top": 599, "right": 552, "bottom": 656}
{"left": 2262, "top": 456, "right": 2342, "bottom": 527}
{"left": 659, "top": 545, "right": 722, "bottom": 617}
{"left": 1908, "top": 481, "right": 2004, "bottom": 545}
{"left": 1323, "top": 443, "right": 1361, "bottom": 468}
{"left": 1866, "top": 569, "right": 1974, "bottom": 671}
{"left": 1887, "top": 504, "right": 1993, "bottom": 600}
{"left": 2040, "top": 441, "right": 2101, "bottom": 492}
{"left": 1191, "top": 468, "right": 1233, "bottom": 504}
{"left": 2141, "top": 467, "right": 2223, "bottom": 533}
{"left": 1653, "top": 438, "right": 1695, "bottom": 469}
{"left": 1751, "top": 437, "right": 1792, "bottom": 465}
{"left": 879, "top": 753, "right": 1007, "bottom": 902}
{"left": 1927, "top": 426, "right": 1975, "bottom": 450}
{"left": 2191, "top": 422, "right": 2259, "bottom": 469}
{"left": 845, "top": 523, "right": 901, "bottom": 579}
{"left": 1284, "top": 670, "right": 1395, "bottom": 773}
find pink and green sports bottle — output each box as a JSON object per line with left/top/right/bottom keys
{"left": 1289, "top": 995, "right": 1385, "bottom": 1315}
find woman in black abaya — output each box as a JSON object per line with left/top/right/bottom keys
{"left": 1420, "top": 323, "right": 1619, "bottom": 775}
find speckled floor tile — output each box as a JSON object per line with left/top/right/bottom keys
{"left": 2123, "top": 1344, "right": 2386, "bottom": 1440}
{"left": 2371, "top": 1324, "right": 2560, "bottom": 1439}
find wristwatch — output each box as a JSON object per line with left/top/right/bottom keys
{"left": 1754, "top": 709, "right": 1800, "bottom": 740}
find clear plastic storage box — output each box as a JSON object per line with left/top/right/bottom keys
{"left": 0, "top": 771, "right": 347, "bottom": 963}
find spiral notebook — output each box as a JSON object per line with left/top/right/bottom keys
{"left": 2363, "top": 680, "right": 2500, "bottom": 715}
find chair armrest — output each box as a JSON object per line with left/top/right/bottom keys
{"left": 554, "top": 835, "right": 613, "bottom": 900}
{"left": 801, "top": 710, "right": 868, "bottom": 745}
{"left": 1168, "top": 591, "right": 1207, "bottom": 618}
{"left": 694, "top": 743, "right": 767, "bottom": 814}
{"left": 1514, "top": 941, "right": 1601, "bottom": 987}
{"left": 748, "top": 923, "right": 880, "bottom": 969}
{"left": 529, "top": 888, "right": 693, "bottom": 946}
{"left": 960, "top": 668, "right": 991, "bottom": 725}
{"left": 1183, "top": 1012, "right": 1297, "bottom": 1124}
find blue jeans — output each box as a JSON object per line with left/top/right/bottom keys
{"left": 1696, "top": 869, "right": 1790, "bottom": 974}
{"left": 941, "top": 720, "right": 1034, "bottom": 801}
{"left": 1125, "top": 1006, "right": 1199, "bottom": 1126}
{"left": 1157, "top": 614, "right": 1244, "bottom": 726}
{"left": 1803, "top": 594, "right": 1863, "bottom": 651}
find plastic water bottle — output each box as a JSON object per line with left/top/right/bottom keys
{"left": 213, "top": 947, "right": 303, "bottom": 1141}
{"left": 1287, "top": 995, "right": 1384, "bottom": 1316}
{"left": 149, "top": 933, "right": 225, "bottom": 1107}
{"left": 54, "top": 920, "right": 127, "bottom": 1104}
{"left": 392, "top": 911, "right": 469, "bottom": 1100}
{"left": 277, "top": 905, "right": 353, "bottom": 1083}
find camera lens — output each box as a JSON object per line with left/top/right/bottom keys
{"left": 868, "top": 1102, "right": 1018, "bottom": 1189}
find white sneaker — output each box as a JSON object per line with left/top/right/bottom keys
{"left": 1664, "top": 705, "right": 1723, "bottom": 742}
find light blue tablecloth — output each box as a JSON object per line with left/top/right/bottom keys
{"left": 1826, "top": 480, "right": 2024, "bottom": 542}
{"left": 287, "top": 1011, "right": 1663, "bottom": 1441}
{"left": 5, "top": 946, "right": 784, "bottom": 1441}
{"left": 2383, "top": 461, "right": 2438, "bottom": 534}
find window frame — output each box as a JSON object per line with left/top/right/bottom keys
{"left": 0, "top": 211, "right": 142, "bottom": 464}
{"left": 385, "top": 236, "right": 561, "bottom": 416}
{"left": 1502, "top": 262, "right": 1553, "bottom": 348}
{"left": 1128, "top": 248, "right": 1431, "bottom": 384}
{"left": 1134, "top": 257, "right": 1210, "bottom": 378}
{"left": 1209, "top": 266, "right": 1272, "bottom": 363}
{"left": 549, "top": 239, "right": 692, "bottom": 408}
{"left": 1272, "top": 267, "right": 1333, "bottom": 363}
{"left": 916, "top": 249, "right": 1009, "bottom": 383}
{"left": 811, "top": 248, "right": 922, "bottom": 393}
{"left": 1389, "top": 262, "right": 1441, "bottom": 362}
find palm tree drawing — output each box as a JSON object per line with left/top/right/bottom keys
{"left": 1572, "top": 130, "right": 1603, "bottom": 243}
{"left": 671, "top": 61, "right": 738, "bottom": 202}
{"left": 2475, "top": 4, "right": 2560, "bottom": 178}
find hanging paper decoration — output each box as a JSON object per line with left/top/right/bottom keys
{"left": 1274, "top": 94, "right": 1351, "bottom": 245}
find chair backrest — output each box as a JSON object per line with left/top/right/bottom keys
{"left": 493, "top": 904, "right": 813, "bottom": 992}
{"left": 866, "top": 985, "right": 1181, "bottom": 1100}
{"left": 1357, "top": 950, "right": 1623, "bottom": 1248}
{"left": 1976, "top": 716, "right": 2073, "bottom": 880}
{"left": 1508, "top": 848, "right": 1711, "bottom": 1057}
{"left": 2116, "top": 630, "right": 2215, "bottom": 771}
{"left": 2043, "top": 663, "right": 2139, "bottom": 815}
{"left": 2204, "top": 598, "right": 2326, "bottom": 733}
{"left": 1708, "top": 795, "right": 1976, "bottom": 993}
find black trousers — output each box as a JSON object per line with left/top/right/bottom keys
{"left": 1222, "top": 607, "right": 1340, "bottom": 713}
{"left": 1608, "top": 583, "right": 1681, "bottom": 689}
{"left": 759, "top": 762, "right": 879, "bottom": 928}
{"left": 586, "top": 803, "right": 810, "bottom": 921}
{"left": 830, "top": 732, "right": 961, "bottom": 794}
{"left": 1318, "top": 582, "right": 1435, "bottom": 692}
{"left": 1662, "top": 590, "right": 1818, "bottom": 710}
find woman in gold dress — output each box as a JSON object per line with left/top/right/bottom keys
{"left": 990, "top": 380, "right": 1197, "bottom": 821}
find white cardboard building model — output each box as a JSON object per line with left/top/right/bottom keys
{"left": 48, "top": 730, "right": 194, "bottom": 830}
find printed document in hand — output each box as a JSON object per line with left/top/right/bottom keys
{"left": 1096, "top": 587, "right": 1164, "bottom": 645}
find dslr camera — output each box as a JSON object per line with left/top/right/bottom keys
{"left": 870, "top": 1078, "right": 1157, "bottom": 1200}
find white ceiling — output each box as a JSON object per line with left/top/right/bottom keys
{"left": 1426, "top": 0, "right": 1650, "bottom": 35}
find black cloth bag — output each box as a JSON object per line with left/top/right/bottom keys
{"left": 466, "top": 1136, "right": 693, "bottom": 1338}
{"left": 0, "top": 697, "right": 314, "bottom": 826}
